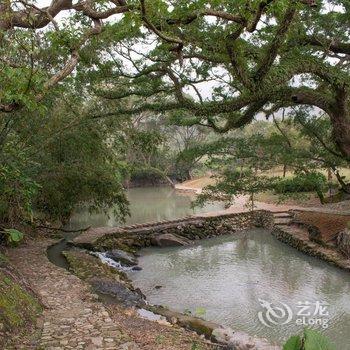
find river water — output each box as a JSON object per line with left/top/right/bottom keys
{"left": 65, "top": 186, "right": 223, "bottom": 229}
{"left": 129, "top": 229, "right": 350, "bottom": 349}
{"left": 60, "top": 186, "right": 350, "bottom": 348}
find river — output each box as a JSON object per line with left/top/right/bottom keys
{"left": 65, "top": 186, "right": 223, "bottom": 229}
{"left": 129, "top": 229, "right": 350, "bottom": 349}
{"left": 57, "top": 186, "right": 350, "bottom": 349}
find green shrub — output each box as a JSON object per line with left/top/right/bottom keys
{"left": 0, "top": 163, "right": 39, "bottom": 224}
{"left": 0, "top": 104, "right": 129, "bottom": 225}
{"left": 274, "top": 172, "right": 327, "bottom": 194}
{"left": 130, "top": 166, "right": 168, "bottom": 186}
{"left": 0, "top": 229, "right": 24, "bottom": 246}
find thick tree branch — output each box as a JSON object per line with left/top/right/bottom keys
{"left": 301, "top": 35, "right": 350, "bottom": 55}
{"left": 254, "top": 4, "right": 297, "bottom": 82}
{"left": 247, "top": 0, "right": 275, "bottom": 32}
{"left": 0, "top": 18, "right": 103, "bottom": 113}
{"left": 140, "top": 0, "right": 182, "bottom": 45}
{"left": 0, "top": 0, "right": 130, "bottom": 30}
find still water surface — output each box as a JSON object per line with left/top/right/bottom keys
{"left": 66, "top": 186, "right": 223, "bottom": 229}
{"left": 130, "top": 229, "right": 350, "bottom": 349}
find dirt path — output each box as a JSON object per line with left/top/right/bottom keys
{"left": 177, "top": 177, "right": 350, "bottom": 216}
{"left": 6, "top": 240, "right": 213, "bottom": 350}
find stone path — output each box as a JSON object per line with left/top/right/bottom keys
{"left": 6, "top": 240, "right": 214, "bottom": 350}
{"left": 6, "top": 240, "right": 134, "bottom": 350}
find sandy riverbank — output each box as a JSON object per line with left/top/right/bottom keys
{"left": 176, "top": 177, "right": 350, "bottom": 216}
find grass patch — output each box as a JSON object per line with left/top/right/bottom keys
{"left": 0, "top": 270, "right": 42, "bottom": 331}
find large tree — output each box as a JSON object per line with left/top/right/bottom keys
{"left": 88, "top": 0, "right": 350, "bottom": 160}
{"left": 1, "top": 1, "right": 350, "bottom": 159}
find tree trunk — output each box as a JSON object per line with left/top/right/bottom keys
{"left": 333, "top": 168, "right": 350, "bottom": 194}
{"left": 330, "top": 106, "right": 350, "bottom": 161}
{"left": 316, "top": 189, "right": 325, "bottom": 205}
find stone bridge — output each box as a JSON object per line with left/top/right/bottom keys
{"left": 71, "top": 210, "right": 274, "bottom": 251}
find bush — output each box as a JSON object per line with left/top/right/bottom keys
{"left": 129, "top": 167, "right": 169, "bottom": 187}
{"left": 0, "top": 163, "right": 39, "bottom": 225}
{"left": 0, "top": 229, "right": 24, "bottom": 246}
{"left": 0, "top": 98, "right": 130, "bottom": 225}
{"left": 274, "top": 172, "right": 327, "bottom": 194}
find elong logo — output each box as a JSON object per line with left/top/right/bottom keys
{"left": 258, "top": 299, "right": 330, "bottom": 329}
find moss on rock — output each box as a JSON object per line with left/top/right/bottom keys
{"left": 0, "top": 268, "right": 42, "bottom": 348}
{"left": 147, "top": 305, "right": 220, "bottom": 339}
{"left": 0, "top": 271, "right": 42, "bottom": 330}
{"left": 62, "top": 250, "right": 130, "bottom": 284}
{"left": 62, "top": 250, "right": 146, "bottom": 306}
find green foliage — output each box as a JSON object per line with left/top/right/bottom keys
{"left": 196, "top": 168, "right": 274, "bottom": 210}
{"left": 194, "top": 307, "right": 206, "bottom": 317}
{"left": 0, "top": 162, "right": 39, "bottom": 224}
{"left": 303, "top": 329, "right": 336, "bottom": 350}
{"left": 0, "top": 271, "right": 42, "bottom": 331}
{"left": 274, "top": 173, "right": 327, "bottom": 194}
{"left": 283, "top": 329, "right": 336, "bottom": 350}
{"left": 0, "top": 229, "right": 24, "bottom": 246}
{"left": 130, "top": 166, "right": 168, "bottom": 185}
{"left": 0, "top": 93, "right": 129, "bottom": 225}
{"left": 190, "top": 115, "right": 347, "bottom": 208}
{"left": 1, "top": 0, "right": 349, "bottom": 227}
{"left": 283, "top": 335, "right": 302, "bottom": 350}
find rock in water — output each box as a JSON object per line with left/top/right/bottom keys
{"left": 336, "top": 228, "right": 350, "bottom": 258}
{"left": 212, "top": 328, "right": 281, "bottom": 350}
{"left": 90, "top": 278, "right": 145, "bottom": 307}
{"left": 151, "top": 233, "right": 191, "bottom": 247}
{"left": 211, "top": 327, "right": 235, "bottom": 344}
{"left": 131, "top": 266, "right": 142, "bottom": 271}
{"left": 105, "top": 249, "right": 138, "bottom": 266}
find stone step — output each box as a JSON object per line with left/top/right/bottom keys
{"left": 274, "top": 218, "right": 292, "bottom": 225}
{"left": 277, "top": 224, "right": 307, "bottom": 235}
{"left": 273, "top": 213, "right": 292, "bottom": 218}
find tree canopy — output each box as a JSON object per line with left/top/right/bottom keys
{"left": 43, "top": 0, "right": 348, "bottom": 159}
{"left": 0, "top": 0, "right": 350, "bottom": 224}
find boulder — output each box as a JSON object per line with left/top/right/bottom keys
{"left": 212, "top": 328, "right": 281, "bottom": 350}
{"left": 151, "top": 233, "right": 191, "bottom": 247}
{"left": 105, "top": 249, "right": 138, "bottom": 266}
{"left": 212, "top": 327, "right": 235, "bottom": 344}
{"left": 90, "top": 278, "right": 145, "bottom": 307}
{"left": 336, "top": 228, "right": 350, "bottom": 258}
{"left": 131, "top": 266, "right": 142, "bottom": 271}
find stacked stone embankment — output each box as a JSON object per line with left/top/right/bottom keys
{"left": 272, "top": 210, "right": 350, "bottom": 271}
{"left": 71, "top": 210, "right": 274, "bottom": 252}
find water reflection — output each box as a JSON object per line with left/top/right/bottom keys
{"left": 130, "top": 229, "right": 350, "bottom": 349}
{"left": 66, "top": 186, "right": 224, "bottom": 229}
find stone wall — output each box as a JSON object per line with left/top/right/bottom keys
{"left": 271, "top": 226, "right": 350, "bottom": 271}
{"left": 73, "top": 210, "right": 274, "bottom": 252}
